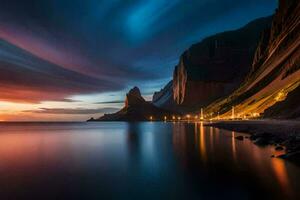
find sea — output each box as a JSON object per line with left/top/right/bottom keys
{"left": 0, "top": 122, "right": 299, "bottom": 200}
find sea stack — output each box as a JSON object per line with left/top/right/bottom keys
{"left": 89, "top": 86, "right": 177, "bottom": 121}
{"left": 125, "top": 86, "right": 146, "bottom": 107}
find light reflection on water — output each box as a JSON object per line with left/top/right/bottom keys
{"left": 0, "top": 122, "right": 299, "bottom": 200}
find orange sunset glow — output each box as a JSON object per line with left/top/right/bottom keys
{"left": 0, "top": 0, "right": 300, "bottom": 199}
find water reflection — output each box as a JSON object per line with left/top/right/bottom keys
{"left": 171, "top": 122, "right": 300, "bottom": 200}
{"left": 199, "top": 122, "right": 207, "bottom": 162}
{"left": 209, "top": 127, "right": 214, "bottom": 152}
{"left": 271, "top": 158, "right": 292, "bottom": 198}
{"left": 0, "top": 122, "right": 299, "bottom": 200}
{"left": 172, "top": 123, "right": 190, "bottom": 166}
{"left": 231, "top": 131, "right": 237, "bottom": 163}
{"left": 126, "top": 123, "right": 142, "bottom": 156}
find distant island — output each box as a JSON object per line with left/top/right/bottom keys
{"left": 88, "top": 86, "right": 178, "bottom": 121}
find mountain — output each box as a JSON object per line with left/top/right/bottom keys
{"left": 264, "top": 85, "right": 300, "bottom": 119}
{"left": 204, "top": 0, "right": 300, "bottom": 119}
{"left": 152, "top": 80, "right": 185, "bottom": 113}
{"left": 89, "top": 87, "right": 176, "bottom": 121}
{"left": 90, "top": 0, "right": 299, "bottom": 121}
{"left": 153, "top": 16, "right": 272, "bottom": 112}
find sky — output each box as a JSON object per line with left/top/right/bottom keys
{"left": 0, "top": 0, "right": 277, "bottom": 121}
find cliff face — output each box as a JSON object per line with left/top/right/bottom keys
{"left": 152, "top": 81, "right": 184, "bottom": 112}
{"left": 152, "top": 81, "right": 173, "bottom": 104}
{"left": 172, "top": 16, "right": 272, "bottom": 109}
{"left": 264, "top": 85, "right": 300, "bottom": 119}
{"left": 205, "top": 0, "right": 300, "bottom": 119}
{"left": 250, "top": 0, "right": 300, "bottom": 78}
{"left": 152, "top": 17, "right": 272, "bottom": 112}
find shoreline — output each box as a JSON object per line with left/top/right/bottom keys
{"left": 205, "top": 119, "right": 300, "bottom": 164}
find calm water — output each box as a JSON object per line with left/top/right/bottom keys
{"left": 0, "top": 122, "right": 299, "bottom": 200}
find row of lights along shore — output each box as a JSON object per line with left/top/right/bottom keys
{"left": 149, "top": 107, "right": 261, "bottom": 121}
{"left": 149, "top": 115, "right": 202, "bottom": 121}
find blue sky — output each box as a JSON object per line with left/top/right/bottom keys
{"left": 0, "top": 0, "right": 277, "bottom": 121}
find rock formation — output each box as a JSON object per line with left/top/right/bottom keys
{"left": 264, "top": 85, "right": 300, "bottom": 119}
{"left": 91, "top": 0, "right": 300, "bottom": 121}
{"left": 173, "top": 17, "right": 272, "bottom": 108}
{"left": 205, "top": 0, "right": 300, "bottom": 119}
{"left": 125, "top": 87, "right": 146, "bottom": 107}
{"left": 152, "top": 81, "right": 183, "bottom": 112}
{"left": 153, "top": 16, "right": 272, "bottom": 112}
{"left": 89, "top": 87, "right": 176, "bottom": 121}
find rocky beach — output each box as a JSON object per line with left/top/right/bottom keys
{"left": 206, "top": 120, "right": 300, "bottom": 164}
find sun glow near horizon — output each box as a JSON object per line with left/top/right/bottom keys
{"left": 0, "top": 98, "right": 121, "bottom": 121}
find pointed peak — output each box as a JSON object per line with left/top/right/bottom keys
{"left": 125, "top": 86, "right": 145, "bottom": 107}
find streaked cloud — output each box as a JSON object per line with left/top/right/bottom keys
{"left": 23, "top": 107, "right": 119, "bottom": 115}
{"left": 0, "top": 39, "right": 123, "bottom": 103}
{"left": 0, "top": 0, "right": 277, "bottom": 120}
{"left": 94, "top": 100, "right": 124, "bottom": 105}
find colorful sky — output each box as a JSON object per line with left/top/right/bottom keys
{"left": 0, "top": 0, "right": 277, "bottom": 121}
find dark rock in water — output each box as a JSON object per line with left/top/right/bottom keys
{"left": 208, "top": 120, "right": 300, "bottom": 165}
{"left": 89, "top": 87, "right": 177, "bottom": 121}
{"left": 254, "top": 137, "right": 270, "bottom": 146}
{"left": 250, "top": 132, "right": 273, "bottom": 141}
{"left": 235, "top": 136, "right": 244, "bottom": 141}
{"left": 284, "top": 135, "right": 300, "bottom": 152}
{"left": 251, "top": 132, "right": 275, "bottom": 145}
{"left": 278, "top": 151, "right": 300, "bottom": 165}
{"left": 249, "top": 134, "right": 257, "bottom": 141}
{"left": 275, "top": 146, "right": 284, "bottom": 151}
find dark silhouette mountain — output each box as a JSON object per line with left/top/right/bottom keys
{"left": 90, "top": 0, "right": 300, "bottom": 121}
{"left": 205, "top": 0, "right": 300, "bottom": 119}
{"left": 89, "top": 87, "right": 176, "bottom": 121}
{"left": 152, "top": 81, "right": 182, "bottom": 112}
{"left": 264, "top": 85, "right": 300, "bottom": 119}
{"left": 153, "top": 16, "right": 272, "bottom": 112}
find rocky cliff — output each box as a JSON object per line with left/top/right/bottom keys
{"left": 153, "top": 16, "right": 272, "bottom": 112}
{"left": 90, "top": 87, "right": 176, "bottom": 121}
{"left": 173, "top": 17, "right": 272, "bottom": 108}
{"left": 125, "top": 87, "right": 146, "bottom": 107}
{"left": 264, "top": 85, "right": 300, "bottom": 119}
{"left": 152, "top": 81, "right": 184, "bottom": 112}
{"left": 205, "top": 0, "right": 300, "bottom": 119}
